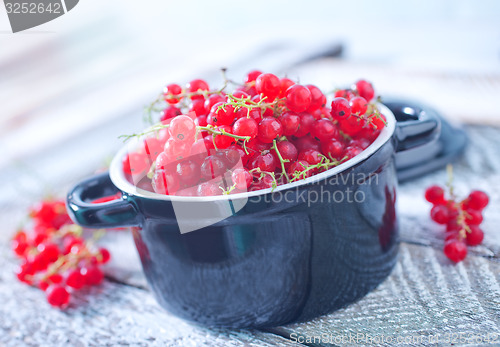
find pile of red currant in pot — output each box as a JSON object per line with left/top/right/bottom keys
{"left": 11, "top": 198, "right": 112, "bottom": 308}
{"left": 121, "top": 71, "right": 387, "bottom": 196}
{"left": 425, "top": 172, "right": 489, "bottom": 263}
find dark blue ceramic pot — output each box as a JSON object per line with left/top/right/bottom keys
{"left": 67, "top": 103, "right": 440, "bottom": 328}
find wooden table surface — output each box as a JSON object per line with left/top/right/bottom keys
{"left": 1, "top": 9, "right": 500, "bottom": 344}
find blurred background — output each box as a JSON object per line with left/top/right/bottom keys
{"left": 0, "top": 0, "right": 500, "bottom": 240}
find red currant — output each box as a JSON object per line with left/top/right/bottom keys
{"left": 466, "top": 225, "right": 484, "bottom": 246}
{"left": 306, "top": 84, "right": 326, "bottom": 112}
{"left": 213, "top": 125, "right": 235, "bottom": 149}
{"left": 294, "top": 112, "right": 316, "bottom": 138}
{"left": 169, "top": 115, "right": 196, "bottom": 143}
{"left": 255, "top": 73, "right": 280, "bottom": 101}
{"left": 258, "top": 117, "right": 283, "bottom": 143}
{"left": 46, "top": 285, "right": 70, "bottom": 307}
{"left": 163, "top": 83, "right": 183, "bottom": 104}
{"left": 161, "top": 106, "right": 182, "bottom": 122}
{"left": 152, "top": 169, "right": 180, "bottom": 195}
{"left": 176, "top": 159, "right": 201, "bottom": 185}
{"left": 233, "top": 117, "right": 258, "bottom": 139}
{"left": 350, "top": 96, "right": 368, "bottom": 115}
{"left": 465, "top": 190, "right": 489, "bottom": 210}
{"left": 425, "top": 185, "right": 446, "bottom": 205}
{"left": 245, "top": 70, "right": 262, "bottom": 84}
{"left": 430, "top": 205, "right": 450, "bottom": 224}
{"left": 81, "top": 266, "right": 104, "bottom": 286}
{"left": 443, "top": 239, "right": 467, "bottom": 263}
{"left": 330, "top": 97, "right": 351, "bottom": 119}
{"left": 232, "top": 168, "right": 252, "bottom": 190}
{"left": 354, "top": 80, "right": 375, "bottom": 101}
{"left": 322, "top": 139, "right": 345, "bottom": 160}
{"left": 201, "top": 156, "right": 227, "bottom": 179}
{"left": 280, "top": 112, "right": 300, "bottom": 136}
{"left": 186, "top": 79, "right": 209, "bottom": 100}
{"left": 285, "top": 84, "right": 312, "bottom": 113}
{"left": 248, "top": 152, "right": 277, "bottom": 172}
{"left": 280, "top": 78, "right": 295, "bottom": 97}
{"left": 311, "top": 119, "right": 339, "bottom": 142}
{"left": 66, "top": 269, "right": 85, "bottom": 289}
{"left": 209, "top": 102, "right": 235, "bottom": 126}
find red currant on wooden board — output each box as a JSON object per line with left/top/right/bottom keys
{"left": 124, "top": 70, "right": 387, "bottom": 196}
{"left": 425, "top": 165, "right": 489, "bottom": 263}
{"left": 12, "top": 198, "right": 112, "bottom": 308}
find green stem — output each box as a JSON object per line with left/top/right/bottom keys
{"left": 272, "top": 140, "right": 290, "bottom": 183}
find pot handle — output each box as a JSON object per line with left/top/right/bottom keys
{"left": 385, "top": 100, "right": 441, "bottom": 152}
{"left": 66, "top": 172, "right": 141, "bottom": 228}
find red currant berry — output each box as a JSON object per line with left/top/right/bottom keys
{"left": 189, "top": 99, "right": 207, "bottom": 117}
{"left": 294, "top": 112, "right": 316, "bottom": 138}
{"left": 285, "top": 84, "right": 312, "bottom": 113}
{"left": 466, "top": 190, "right": 489, "bottom": 210}
{"left": 195, "top": 115, "right": 208, "bottom": 127}
{"left": 280, "top": 112, "right": 300, "bottom": 136}
{"left": 248, "top": 152, "right": 277, "bottom": 172}
{"left": 258, "top": 117, "right": 283, "bottom": 143}
{"left": 152, "top": 169, "right": 180, "bottom": 195}
{"left": 163, "top": 83, "right": 183, "bottom": 104}
{"left": 339, "top": 115, "right": 365, "bottom": 136}
{"left": 322, "top": 139, "right": 345, "bottom": 160}
{"left": 245, "top": 70, "right": 262, "bottom": 84}
{"left": 287, "top": 160, "right": 311, "bottom": 179}
{"left": 169, "top": 115, "right": 196, "bottom": 143}
{"left": 15, "top": 261, "right": 35, "bottom": 283}
{"left": 66, "top": 269, "right": 85, "bottom": 289}
{"left": 344, "top": 146, "right": 363, "bottom": 160}
{"left": 160, "top": 106, "right": 182, "bottom": 122}
{"left": 430, "top": 205, "right": 450, "bottom": 224}
{"left": 464, "top": 209, "right": 483, "bottom": 225}
{"left": 311, "top": 118, "right": 339, "bottom": 142}
{"left": 334, "top": 89, "right": 355, "bottom": 99}
{"left": 330, "top": 97, "right": 351, "bottom": 119}
{"left": 233, "top": 117, "right": 258, "bottom": 139}
{"left": 298, "top": 149, "right": 323, "bottom": 165}
{"left": 306, "top": 84, "right": 326, "bottom": 112}
{"left": 274, "top": 141, "right": 298, "bottom": 167}
{"left": 204, "top": 94, "right": 225, "bottom": 111}
{"left": 186, "top": 79, "right": 209, "bottom": 100}
{"left": 466, "top": 225, "right": 484, "bottom": 246}
{"left": 196, "top": 181, "right": 222, "bottom": 196}
{"left": 255, "top": 73, "right": 281, "bottom": 101}
{"left": 12, "top": 239, "right": 28, "bottom": 257}
{"left": 280, "top": 78, "right": 295, "bottom": 97}
{"left": 232, "top": 168, "right": 252, "bottom": 190}
{"left": 164, "top": 138, "right": 191, "bottom": 161}
{"left": 81, "top": 266, "right": 104, "bottom": 286}
{"left": 200, "top": 156, "right": 227, "bottom": 179}
{"left": 98, "top": 248, "right": 111, "bottom": 264}
{"left": 443, "top": 239, "right": 467, "bottom": 263}
{"left": 354, "top": 80, "right": 375, "bottom": 101}
{"left": 37, "top": 242, "right": 60, "bottom": 263}
{"left": 213, "top": 125, "right": 236, "bottom": 149}
{"left": 46, "top": 285, "right": 70, "bottom": 307}
{"left": 293, "top": 135, "right": 321, "bottom": 153}
{"left": 425, "top": 185, "right": 446, "bottom": 205}
{"left": 122, "top": 152, "right": 149, "bottom": 176}
{"left": 209, "top": 102, "right": 235, "bottom": 126}
{"left": 143, "top": 137, "right": 163, "bottom": 162}
{"left": 176, "top": 159, "right": 201, "bottom": 185}
{"left": 350, "top": 96, "right": 368, "bottom": 115}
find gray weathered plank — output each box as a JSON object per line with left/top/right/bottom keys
{"left": 274, "top": 242, "right": 500, "bottom": 347}
{"left": 0, "top": 248, "right": 300, "bottom": 347}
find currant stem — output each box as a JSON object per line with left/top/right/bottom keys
{"left": 272, "top": 140, "right": 290, "bottom": 183}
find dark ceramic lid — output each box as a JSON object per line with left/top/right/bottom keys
{"left": 384, "top": 99, "right": 468, "bottom": 182}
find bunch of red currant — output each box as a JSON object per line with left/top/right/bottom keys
{"left": 425, "top": 176, "right": 489, "bottom": 263}
{"left": 12, "top": 198, "right": 111, "bottom": 308}
{"left": 122, "top": 71, "right": 386, "bottom": 196}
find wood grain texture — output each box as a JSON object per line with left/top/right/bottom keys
{"left": 275, "top": 242, "right": 500, "bottom": 347}
{"left": 0, "top": 248, "right": 300, "bottom": 347}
